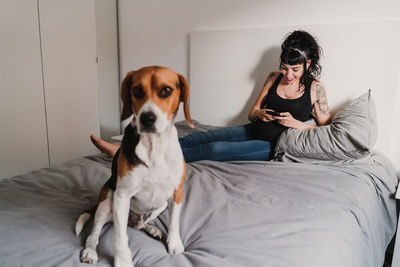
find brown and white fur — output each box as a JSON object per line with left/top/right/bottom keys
{"left": 75, "top": 66, "right": 193, "bottom": 267}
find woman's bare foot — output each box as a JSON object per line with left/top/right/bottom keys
{"left": 90, "top": 135, "right": 119, "bottom": 158}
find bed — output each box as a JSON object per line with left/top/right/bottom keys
{"left": 0, "top": 92, "right": 398, "bottom": 267}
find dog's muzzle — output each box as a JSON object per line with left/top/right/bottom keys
{"left": 139, "top": 111, "right": 157, "bottom": 132}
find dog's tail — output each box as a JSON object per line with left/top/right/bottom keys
{"left": 75, "top": 206, "right": 97, "bottom": 236}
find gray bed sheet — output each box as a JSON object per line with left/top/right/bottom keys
{"left": 0, "top": 121, "right": 398, "bottom": 267}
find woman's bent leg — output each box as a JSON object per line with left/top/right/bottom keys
{"left": 182, "top": 140, "right": 271, "bottom": 163}
{"left": 179, "top": 126, "right": 248, "bottom": 149}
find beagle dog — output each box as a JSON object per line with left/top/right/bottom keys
{"left": 75, "top": 66, "right": 193, "bottom": 267}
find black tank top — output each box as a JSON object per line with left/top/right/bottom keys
{"left": 245, "top": 73, "right": 313, "bottom": 142}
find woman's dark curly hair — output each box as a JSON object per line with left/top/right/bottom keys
{"left": 280, "top": 30, "right": 323, "bottom": 88}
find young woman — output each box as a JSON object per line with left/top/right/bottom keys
{"left": 91, "top": 30, "right": 331, "bottom": 163}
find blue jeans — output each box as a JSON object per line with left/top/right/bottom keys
{"left": 179, "top": 126, "right": 271, "bottom": 163}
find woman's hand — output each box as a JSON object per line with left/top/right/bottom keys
{"left": 253, "top": 109, "right": 277, "bottom": 122}
{"left": 275, "top": 112, "right": 302, "bottom": 129}
{"left": 276, "top": 112, "right": 317, "bottom": 130}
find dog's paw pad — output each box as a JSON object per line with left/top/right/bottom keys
{"left": 81, "top": 248, "right": 98, "bottom": 264}
{"left": 145, "top": 225, "right": 163, "bottom": 240}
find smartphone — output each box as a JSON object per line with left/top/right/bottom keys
{"left": 265, "top": 110, "right": 281, "bottom": 116}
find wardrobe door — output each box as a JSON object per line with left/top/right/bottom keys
{"left": 95, "top": 0, "right": 121, "bottom": 141}
{"left": 39, "top": 0, "right": 100, "bottom": 165}
{"left": 0, "top": 0, "right": 49, "bottom": 179}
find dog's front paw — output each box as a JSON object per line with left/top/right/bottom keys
{"left": 167, "top": 234, "right": 184, "bottom": 254}
{"left": 81, "top": 248, "right": 98, "bottom": 264}
{"left": 114, "top": 248, "right": 134, "bottom": 267}
{"left": 115, "top": 258, "right": 134, "bottom": 267}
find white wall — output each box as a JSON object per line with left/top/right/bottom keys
{"left": 118, "top": 0, "right": 400, "bottom": 169}
{"left": 118, "top": 0, "right": 399, "bottom": 115}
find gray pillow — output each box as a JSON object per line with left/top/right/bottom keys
{"left": 274, "top": 90, "right": 377, "bottom": 163}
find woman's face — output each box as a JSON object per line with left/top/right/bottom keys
{"left": 280, "top": 63, "right": 304, "bottom": 84}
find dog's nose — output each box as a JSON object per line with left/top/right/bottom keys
{"left": 140, "top": 112, "right": 156, "bottom": 128}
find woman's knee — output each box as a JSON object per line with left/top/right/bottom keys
{"left": 206, "top": 142, "right": 227, "bottom": 155}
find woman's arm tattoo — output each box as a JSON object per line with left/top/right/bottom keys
{"left": 316, "top": 84, "right": 330, "bottom": 115}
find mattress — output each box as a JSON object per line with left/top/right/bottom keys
{"left": 0, "top": 121, "right": 397, "bottom": 267}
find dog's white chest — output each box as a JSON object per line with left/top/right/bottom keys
{"left": 120, "top": 126, "right": 184, "bottom": 214}
{"left": 129, "top": 161, "right": 175, "bottom": 213}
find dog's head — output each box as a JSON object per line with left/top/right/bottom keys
{"left": 120, "top": 66, "right": 193, "bottom": 134}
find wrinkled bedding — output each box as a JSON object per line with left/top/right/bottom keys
{"left": 0, "top": 121, "right": 398, "bottom": 267}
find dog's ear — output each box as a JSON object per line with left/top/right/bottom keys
{"left": 178, "top": 74, "right": 194, "bottom": 128}
{"left": 120, "top": 71, "right": 135, "bottom": 121}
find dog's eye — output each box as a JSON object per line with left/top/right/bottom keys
{"left": 159, "top": 87, "right": 173, "bottom": 98}
{"left": 132, "top": 86, "right": 145, "bottom": 99}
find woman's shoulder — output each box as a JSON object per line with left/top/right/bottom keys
{"left": 310, "top": 80, "right": 327, "bottom": 101}
{"left": 269, "top": 71, "right": 281, "bottom": 79}
{"left": 263, "top": 71, "right": 281, "bottom": 86}
{"left": 310, "top": 80, "right": 325, "bottom": 93}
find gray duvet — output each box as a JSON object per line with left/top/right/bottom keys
{"left": 0, "top": 122, "right": 398, "bottom": 267}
